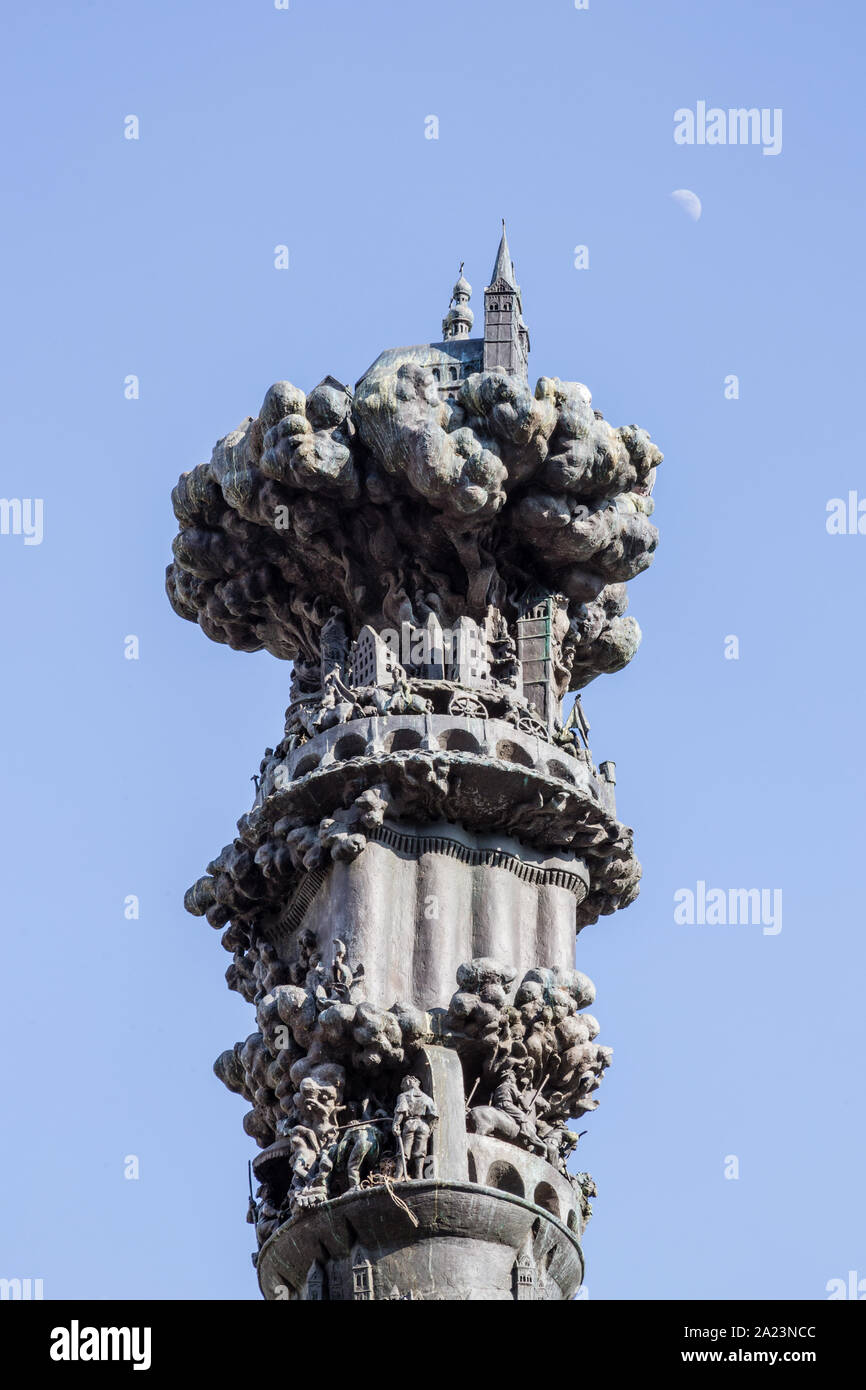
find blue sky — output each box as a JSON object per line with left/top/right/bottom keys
{"left": 1, "top": 0, "right": 863, "bottom": 1299}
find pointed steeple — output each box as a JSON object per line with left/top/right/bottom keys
{"left": 490, "top": 220, "right": 516, "bottom": 288}
{"left": 483, "top": 221, "right": 528, "bottom": 379}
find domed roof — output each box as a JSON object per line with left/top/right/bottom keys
{"left": 444, "top": 302, "right": 474, "bottom": 335}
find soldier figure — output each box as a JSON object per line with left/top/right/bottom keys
{"left": 392, "top": 1075, "right": 438, "bottom": 1180}
{"left": 491, "top": 1057, "right": 548, "bottom": 1158}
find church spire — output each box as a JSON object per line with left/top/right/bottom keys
{"left": 483, "top": 222, "right": 528, "bottom": 379}
{"left": 490, "top": 220, "right": 516, "bottom": 288}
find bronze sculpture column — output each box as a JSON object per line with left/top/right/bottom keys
{"left": 167, "top": 232, "right": 661, "bottom": 1300}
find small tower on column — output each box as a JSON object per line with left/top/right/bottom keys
{"left": 483, "top": 222, "right": 530, "bottom": 379}
{"left": 516, "top": 586, "right": 557, "bottom": 727}
{"left": 352, "top": 1257, "right": 375, "bottom": 1301}
{"left": 442, "top": 264, "right": 474, "bottom": 340}
{"left": 513, "top": 1253, "right": 537, "bottom": 1300}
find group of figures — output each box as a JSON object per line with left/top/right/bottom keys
{"left": 248, "top": 1074, "right": 439, "bottom": 1252}
{"left": 278, "top": 664, "right": 562, "bottom": 757}
{"left": 282, "top": 602, "right": 569, "bottom": 743}
{"left": 217, "top": 930, "right": 609, "bottom": 1255}
{"left": 452, "top": 957, "right": 611, "bottom": 1173}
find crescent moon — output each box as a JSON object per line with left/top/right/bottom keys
{"left": 670, "top": 188, "right": 702, "bottom": 221}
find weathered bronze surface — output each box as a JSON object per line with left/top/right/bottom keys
{"left": 167, "top": 229, "right": 661, "bottom": 1300}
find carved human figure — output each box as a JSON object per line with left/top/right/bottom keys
{"left": 288, "top": 1078, "right": 341, "bottom": 1204}
{"left": 289, "top": 928, "right": 318, "bottom": 987}
{"left": 535, "top": 1109, "right": 581, "bottom": 1173}
{"left": 252, "top": 937, "right": 293, "bottom": 1003}
{"left": 392, "top": 1075, "right": 438, "bottom": 1180}
{"left": 384, "top": 678, "right": 431, "bottom": 716}
{"left": 522, "top": 1012, "right": 557, "bottom": 1076}
{"left": 288, "top": 1128, "right": 320, "bottom": 1200}
{"left": 311, "top": 680, "right": 339, "bottom": 731}
{"left": 323, "top": 939, "right": 362, "bottom": 1004}
{"left": 335, "top": 1096, "right": 389, "bottom": 1189}
{"left": 298, "top": 698, "right": 323, "bottom": 739}
{"left": 247, "top": 1181, "right": 283, "bottom": 1249}
{"left": 467, "top": 1057, "right": 547, "bottom": 1157}
{"left": 579, "top": 1042, "right": 612, "bottom": 1098}
{"left": 504, "top": 1058, "right": 546, "bottom": 1133}
{"left": 306, "top": 940, "right": 365, "bottom": 1009}
{"left": 315, "top": 672, "right": 358, "bottom": 732}
{"left": 573, "top": 1171, "right": 598, "bottom": 1225}
{"left": 295, "top": 1078, "right": 340, "bottom": 1143}
{"left": 554, "top": 1127, "right": 582, "bottom": 1172}
{"left": 303, "top": 950, "right": 327, "bottom": 999}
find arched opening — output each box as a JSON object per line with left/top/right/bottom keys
{"left": 384, "top": 728, "right": 423, "bottom": 753}
{"left": 333, "top": 733, "right": 367, "bottom": 761}
{"left": 546, "top": 760, "right": 575, "bottom": 783}
{"left": 533, "top": 1182, "right": 560, "bottom": 1218}
{"left": 293, "top": 755, "right": 320, "bottom": 778}
{"left": 496, "top": 739, "right": 534, "bottom": 768}
{"left": 486, "top": 1161, "right": 524, "bottom": 1198}
{"left": 567, "top": 1209, "right": 579, "bottom": 1232}
{"left": 439, "top": 728, "right": 481, "bottom": 754}
{"left": 467, "top": 1151, "right": 477, "bottom": 1185}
